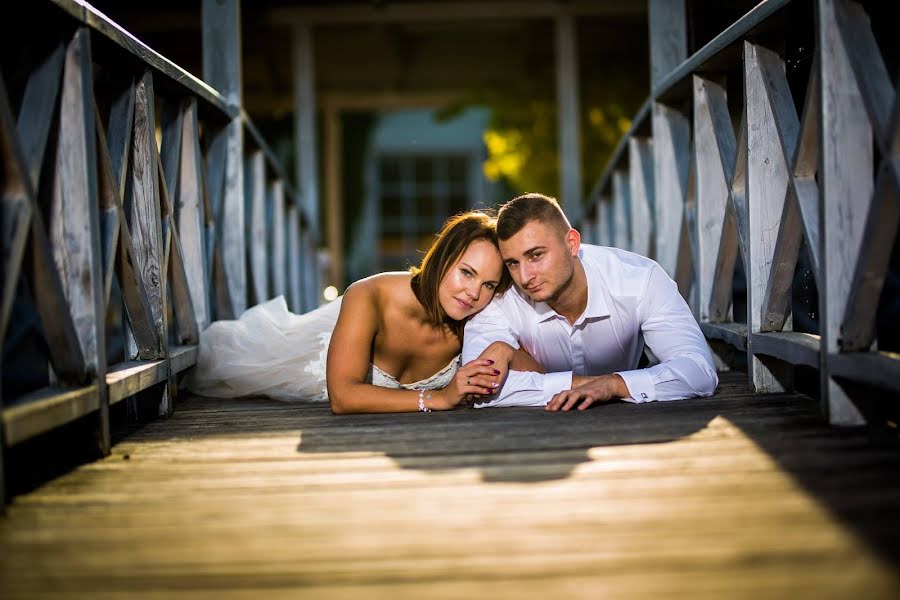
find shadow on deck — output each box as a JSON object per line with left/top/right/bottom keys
{"left": 2, "top": 371, "right": 900, "bottom": 597}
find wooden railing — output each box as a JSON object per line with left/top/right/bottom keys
{"left": 581, "top": 0, "right": 900, "bottom": 425}
{"left": 1, "top": 0, "right": 318, "bottom": 499}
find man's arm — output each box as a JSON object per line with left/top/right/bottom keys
{"left": 463, "top": 300, "right": 572, "bottom": 407}
{"left": 614, "top": 265, "right": 718, "bottom": 403}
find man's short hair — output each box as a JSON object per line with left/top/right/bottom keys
{"left": 497, "top": 193, "right": 572, "bottom": 241}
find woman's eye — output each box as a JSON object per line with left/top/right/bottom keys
{"left": 485, "top": 283, "right": 496, "bottom": 291}
{"left": 462, "top": 269, "right": 472, "bottom": 277}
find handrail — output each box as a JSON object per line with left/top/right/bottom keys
{"left": 2, "top": 0, "right": 319, "bottom": 502}
{"left": 585, "top": 0, "right": 900, "bottom": 426}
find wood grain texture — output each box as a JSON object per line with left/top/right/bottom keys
{"left": 2, "top": 371, "right": 899, "bottom": 597}
{"left": 269, "top": 179, "right": 286, "bottom": 298}
{"left": 693, "top": 76, "right": 735, "bottom": 322}
{"left": 651, "top": 102, "right": 690, "bottom": 278}
{"left": 627, "top": 138, "right": 653, "bottom": 257}
{"left": 818, "top": 0, "right": 870, "bottom": 425}
{"left": 611, "top": 170, "right": 630, "bottom": 250}
{"left": 125, "top": 70, "right": 165, "bottom": 358}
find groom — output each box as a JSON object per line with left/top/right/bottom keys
{"left": 462, "top": 193, "right": 718, "bottom": 410}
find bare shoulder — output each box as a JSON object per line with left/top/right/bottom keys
{"left": 344, "top": 272, "right": 413, "bottom": 316}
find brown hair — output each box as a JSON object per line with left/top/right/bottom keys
{"left": 497, "top": 193, "right": 572, "bottom": 241}
{"left": 410, "top": 210, "right": 511, "bottom": 338}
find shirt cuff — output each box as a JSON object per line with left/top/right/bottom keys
{"left": 614, "top": 369, "right": 656, "bottom": 403}
{"left": 541, "top": 371, "right": 573, "bottom": 405}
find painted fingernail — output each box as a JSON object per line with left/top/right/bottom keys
{"left": 493, "top": 369, "right": 500, "bottom": 375}
{"left": 486, "top": 359, "right": 494, "bottom": 365}
{"left": 491, "top": 382, "right": 499, "bottom": 387}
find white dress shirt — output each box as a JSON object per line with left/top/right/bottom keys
{"left": 462, "top": 244, "right": 718, "bottom": 407}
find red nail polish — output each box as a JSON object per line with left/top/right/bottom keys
{"left": 486, "top": 359, "right": 494, "bottom": 365}
{"left": 493, "top": 369, "right": 500, "bottom": 375}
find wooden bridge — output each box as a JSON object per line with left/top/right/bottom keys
{"left": 2, "top": 0, "right": 900, "bottom": 596}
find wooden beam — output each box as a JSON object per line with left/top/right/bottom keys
{"left": 201, "top": 0, "right": 242, "bottom": 108}
{"left": 648, "top": 0, "right": 686, "bottom": 88}
{"left": 627, "top": 138, "right": 653, "bottom": 257}
{"left": 652, "top": 101, "right": 690, "bottom": 278}
{"left": 267, "top": 1, "right": 644, "bottom": 26}
{"left": 287, "top": 207, "right": 303, "bottom": 314}
{"left": 323, "top": 108, "right": 344, "bottom": 289}
{"left": 245, "top": 150, "right": 269, "bottom": 304}
{"left": 817, "top": 0, "right": 868, "bottom": 425}
{"left": 125, "top": 70, "right": 166, "bottom": 358}
{"left": 269, "top": 180, "right": 287, "bottom": 298}
{"left": 743, "top": 42, "right": 793, "bottom": 393}
{"left": 555, "top": 12, "right": 582, "bottom": 221}
{"left": 692, "top": 76, "right": 735, "bottom": 322}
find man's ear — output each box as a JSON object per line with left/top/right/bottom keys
{"left": 565, "top": 228, "right": 581, "bottom": 257}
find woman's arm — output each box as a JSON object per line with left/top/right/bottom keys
{"left": 472, "top": 341, "right": 545, "bottom": 398}
{"left": 326, "top": 282, "right": 497, "bottom": 414}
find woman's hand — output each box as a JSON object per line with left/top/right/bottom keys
{"left": 431, "top": 359, "right": 501, "bottom": 410}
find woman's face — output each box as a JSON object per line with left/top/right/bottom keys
{"left": 438, "top": 239, "right": 504, "bottom": 321}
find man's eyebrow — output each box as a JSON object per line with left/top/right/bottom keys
{"left": 524, "top": 245, "right": 547, "bottom": 255}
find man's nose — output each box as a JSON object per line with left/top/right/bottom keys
{"left": 519, "top": 262, "right": 535, "bottom": 283}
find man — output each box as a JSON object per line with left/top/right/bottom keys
{"left": 463, "top": 193, "right": 718, "bottom": 411}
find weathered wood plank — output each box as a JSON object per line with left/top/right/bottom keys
{"left": 2, "top": 384, "right": 100, "bottom": 446}
{"left": 50, "top": 28, "right": 103, "bottom": 376}
{"left": 0, "top": 76, "right": 35, "bottom": 343}
{"left": 627, "top": 138, "right": 653, "bottom": 257}
{"left": 611, "top": 170, "right": 630, "bottom": 250}
{"left": 269, "top": 179, "right": 286, "bottom": 298}
{"left": 555, "top": 11, "right": 582, "bottom": 220}
{"left": 106, "top": 360, "right": 169, "bottom": 405}
{"left": 818, "top": 0, "right": 870, "bottom": 425}
{"left": 176, "top": 99, "right": 211, "bottom": 331}
{"left": 744, "top": 42, "right": 793, "bottom": 393}
{"left": 693, "top": 76, "right": 735, "bottom": 322}
{"left": 828, "top": 350, "right": 900, "bottom": 394}
{"left": 206, "top": 118, "right": 245, "bottom": 319}
{"left": 93, "top": 101, "right": 121, "bottom": 309}
{"left": 15, "top": 40, "right": 65, "bottom": 190}
{"left": 699, "top": 322, "right": 748, "bottom": 351}
{"left": 157, "top": 157, "right": 199, "bottom": 345}
{"left": 3, "top": 372, "right": 900, "bottom": 597}
{"left": 286, "top": 206, "right": 303, "bottom": 314}
{"left": 750, "top": 332, "right": 821, "bottom": 369}
{"left": 244, "top": 150, "right": 268, "bottom": 304}
{"left": 652, "top": 102, "right": 690, "bottom": 278}
{"left": 648, "top": 0, "right": 686, "bottom": 88}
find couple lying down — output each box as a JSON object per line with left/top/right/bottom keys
{"left": 188, "top": 193, "right": 718, "bottom": 413}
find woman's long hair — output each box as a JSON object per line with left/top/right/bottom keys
{"left": 410, "top": 211, "right": 512, "bottom": 339}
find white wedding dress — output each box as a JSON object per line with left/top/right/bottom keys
{"left": 187, "top": 296, "right": 460, "bottom": 402}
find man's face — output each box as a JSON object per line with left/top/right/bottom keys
{"left": 499, "top": 219, "right": 579, "bottom": 303}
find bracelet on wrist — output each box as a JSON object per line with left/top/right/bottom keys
{"left": 417, "top": 389, "right": 432, "bottom": 412}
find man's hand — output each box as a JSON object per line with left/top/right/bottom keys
{"left": 545, "top": 374, "right": 629, "bottom": 412}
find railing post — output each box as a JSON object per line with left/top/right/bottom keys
{"left": 648, "top": 0, "right": 686, "bottom": 89}
{"left": 555, "top": 10, "right": 582, "bottom": 223}
{"left": 817, "top": 0, "right": 871, "bottom": 425}
{"left": 203, "top": 0, "right": 246, "bottom": 317}
{"left": 293, "top": 23, "right": 320, "bottom": 310}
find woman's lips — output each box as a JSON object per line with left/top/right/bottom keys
{"left": 455, "top": 297, "right": 473, "bottom": 310}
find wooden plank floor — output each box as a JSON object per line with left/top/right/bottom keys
{"left": 2, "top": 372, "right": 900, "bottom": 598}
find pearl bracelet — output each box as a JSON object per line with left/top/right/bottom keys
{"left": 417, "top": 389, "right": 432, "bottom": 412}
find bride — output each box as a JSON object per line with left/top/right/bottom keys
{"left": 188, "top": 210, "right": 517, "bottom": 413}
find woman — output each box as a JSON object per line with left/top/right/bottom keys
{"left": 188, "top": 211, "right": 514, "bottom": 413}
